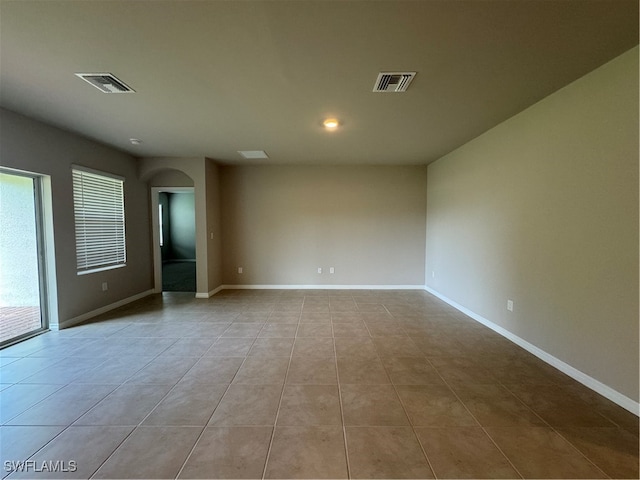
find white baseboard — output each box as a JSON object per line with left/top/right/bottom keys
{"left": 195, "top": 285, "right": 225, "bottom": 299}
{"left": 425, "top": 286, "right": 640, "bottom": 416}
{"left": 178, "top": 283, "right": 424, "bottom": 299}
{"left": 218, "top": 284, "right": 426, "bottom": 290}
{"left": 54, "top": 289, "right": 155, "bottom": 330}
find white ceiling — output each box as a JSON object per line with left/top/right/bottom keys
{"left": 1, "top": 0, "right": 637, "bottom": 165}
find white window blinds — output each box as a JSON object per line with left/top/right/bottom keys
{"left": 72, "top": 167, "right": 126, "bottom": 273}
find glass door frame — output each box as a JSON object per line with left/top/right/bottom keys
{"left": 0, "top": 167, "right": 50, "bottom": 347}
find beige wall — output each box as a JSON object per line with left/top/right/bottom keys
{"left": 147, "top": 169, "right": 194, "bottom": 187}
{"left": 206, "top": 159, "right": 223, "bottom": 290}
{"left": 426, "top": 47, "right": 639, "bottom": 402}
{"left": 0, "top": 108, "right": 154, "bottom": 325}
{"left": 220, "top": 165, "right": 427, "bottom": 286}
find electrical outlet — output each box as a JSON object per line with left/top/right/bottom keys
{"left": 507, "top": 299, "right": 514, "bottom": 312}
{"left": 432, "top": 271, "right": 435, "bottom": 278}
{"left": 238, "top": 267, "right": 243, "bottom": 274}
{"left": 317, "top": 267, "right": 322, "bottom": 274}
{"left": 329, "top": 267, "right": 335, "bottom": 274}
{"left": 102, "top": 282, "right": 108, "bottom": 292}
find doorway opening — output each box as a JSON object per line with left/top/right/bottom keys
{"left": 0, "top": 169, "right": 49, "bottom": 346}
{"left": 155, "top": 188, "right": 196, "bottom": 292}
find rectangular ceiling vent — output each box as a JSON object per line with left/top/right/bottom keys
{"left": 373, "top": 72, "right": 416, "bottom": 92}
{"left": 75, "top": 73, "right": 135, "bottom": 93}
{"left": 238, "top": 150, "right": 269, "bottom": 159}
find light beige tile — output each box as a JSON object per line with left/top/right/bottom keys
{"left": 332, "top": 322, "right": 370, "bottom": 337}
{"left": 452, "top": 383, "right": 546, "bottom": 427}
{"left": 0, "top": 357, "right": 64, "bottom": 383}
{"left": 258, "top": 323, "right": 297, "bottom": 338}
{"left": 372, "top": 336, "right": 422, "bottom": 357}
{"left": 334, "top": 337, "right": 378, "bottom": 358}
{"left": 341, "top": 384, "right": 409, "bottom": 426}
{"left": 302, "top": 305, "right": 331, "bottom": 315}
{"left": 178, "top": 426, "right": 273, "bottom": 479}
{"left": 364, "top": 320, "right": 404, "bottom": 337}
{"left": 75, "top": 384, "right": 172, "bottom": 425}
{"left": 8, "top": 426, "right": 134, "bottom": 479}
{"left": 206, "top": 337, "right": 255, "bottom": 356}
{"left": 182, "top": 356, "right": 244, "bottom": 384}
{"left": 381, "top": 356, "right": 444, "bottom": 385}
{"left": 248, "top": 338, "right": 293, "bottom": 357}
{"left": 7, "top": 384, "right": 116, "bottom": 425}
{"left": 415, "top": 427, "right": 519, "bottom": 479}
{"left": 232, "top": 356, "right": 289, "bottom": 385}
{"left": 277, "top": 385, "right": 342, "bottom": 426}
{"left": 287, "top": 356, "right": 337, "bottom": 384}
{"left": 557, "top": 426, "right": 639, "bottom": 479}
{"left": 292, "top": 338, "right": 335, "bottom": 357}
{"left": 125, "top": 356, "right": 198, "bottom": 385}
{"left": 209, "top": 385, "right": 282, "bottom": 426}
{"left": 222, "top": 323, "right": 263, "bottom": 338}
{"left": 264, "top": 426, "right": 347, "bottom": 479}
{"left": 300, "top": 313, "right": 331, "bottom": 324}
{"left": 71, "top": 356, "right": 155, "bottom": 384}
{"left": 396, "top": 384, "right": 477, "bottom": 426}
{"left": 346, "top": 426, "right": 433, "bottom": 479}
{"left": 296, "top": 323, "right": 333, "bottom": 337}
{"left": 3, "top": 289, "right": 635, "bottom": 480}
{"left": 234, "top": 313, "right": 269, "bottom": 323}
{"left": 0, "top": 384, "right": 63, "bottom": 423}
{"left": 266, "top": 313, "right": 300, "bottom": 323}
{"left": 161, "top": 337, "right": 217, "bottom": 356}
{"left": 506, "top": 384, "right": 616, "bottom": 428}
{"left": 336, "top": 356, "right": 390, "bottom": 384}
{"left": 486, "top": 426, "right": 607, "bottom": 478}
{"left": 93, "top": 426, "right": 201, "bottom": 479}
{"left": 143, "top": 383, "right": 227, "bottom": 426}
{"left": 0, "top": 426, "right": 65, "bottom": 466}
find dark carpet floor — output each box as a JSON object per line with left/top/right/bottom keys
{"left": 162, "top": 260, "right": 196, "bottom": 292}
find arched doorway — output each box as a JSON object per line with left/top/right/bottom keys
{"left": 148, "top": 169, "right": 196, "bottom": 293}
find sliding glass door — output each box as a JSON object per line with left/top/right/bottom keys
{"left": 0, "top": 170, "right": 48, "bottom": 346}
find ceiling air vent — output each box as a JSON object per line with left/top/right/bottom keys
{"left": 373, "top": 72, "right": 416, "bottom": 92}
{"left": 75, "top": 73, "right": 135, "bottom": 93}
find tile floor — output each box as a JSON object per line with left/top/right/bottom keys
{"left": 0, "top": 289, "right": 637, "bottom": 479}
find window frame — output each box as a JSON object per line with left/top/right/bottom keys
{"left": 72, "top": 165, "right": 126, "bottom": 275}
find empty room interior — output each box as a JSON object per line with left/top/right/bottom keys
{"left": 0, "top": 1, "right": 638, "bottom": 479}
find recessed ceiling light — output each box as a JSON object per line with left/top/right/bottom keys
{"left": 323, "top": 118, "right": 339, "bottom": 129}
{"left": 238, "top": 150, "right": 269, "bottom": 159}
{"left": 129, "top": 138, "right": 142, "bottom": 145}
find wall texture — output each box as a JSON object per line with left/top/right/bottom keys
{"left": 0, "top": 108, "right": 154, "bottom": 325}
{"left": 206, "top": 159, "right": 223, "bottom": 290}
{"left": 426, "top": 47, "right": 639, "bottom": 403}
{"left": 220, "top": 165, "right": 427, "bottom": 286}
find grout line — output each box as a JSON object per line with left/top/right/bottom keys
{"left": 332, "top": 297, "right": 352, "bottom": 479}
{"left": 496, "top": 373, "right": 613, "bottom": 477}
{"left": 427, "top": 360, "right": 525, "bottom": 479}
{"left": 377, "top": 310, "right": 439, "bottom": 480}
{"left": 259, "top": 298, "right": 301, "bottom": 480}
{"left": 498, "top": 383, "right": 612, "bottom": 478}
{"left": 91, "top": 335, "right": 226, "bottom": 479}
